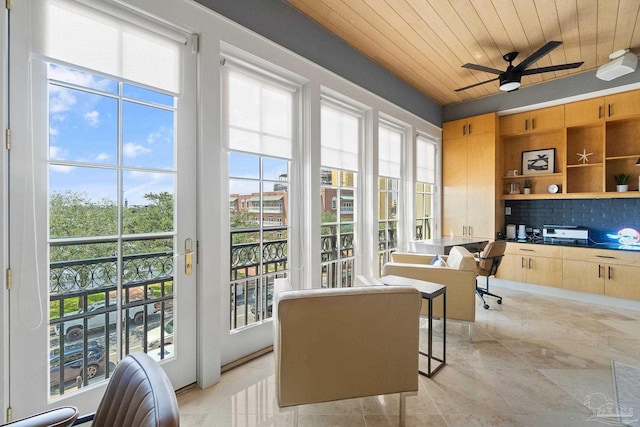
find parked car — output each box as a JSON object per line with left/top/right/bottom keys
{"left": 50, "top": 341, "right": 105, "bottom": 389}
{"left": 147, "top": 318, "right": 174, "bottom": 350}
{"left": 55, "top": 300, "right": 156, "bottom": 341}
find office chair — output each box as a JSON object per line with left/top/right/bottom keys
{"left": 475, "top": 241, "right": 506, "bottom": 309}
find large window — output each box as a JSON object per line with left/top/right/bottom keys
{"left": 320, "top": 98, "right": 361, "bottom": 288}
{"left": 223, "top": 62, "right": 294, "bottom": 329}
{"left": 378, "top": 120, "right": 404, "bottom": 275}
{"left": 415, "top": 135, "right": 437, "bottom": 240}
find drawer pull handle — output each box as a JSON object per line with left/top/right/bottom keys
{"left": 595, "top": 255, "right": 615, "bottom": 259}
{"left": 608, "top": 266, "right": 613, "bottom": 280}
{"left": 519, "top": 248, "right": 534, "bottom": 252}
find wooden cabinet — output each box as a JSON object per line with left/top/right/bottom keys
{"left": 496, "top": 243, "right": 563, "bottom": 288}
{"left": 605, "top": 90, "right": 640, "bottom": 121}
{"left": 565, "top": 98, "right": 605, "bottom": 127}
{"left": 442, "top": 112, "right": 498, "bottom": 239}
{"left": 443, "top": 113, "right": 495, "bottom": 137}
{"left": 499, "top": 88, "right": 640, "bottom": 199}
{"left": 562, "top": 247, "right": 640, "bottom": 300}
{"left": 500, "top": 105, "right": 565, "bottom": 136}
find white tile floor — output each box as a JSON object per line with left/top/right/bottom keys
{"left": 178, "top": 287, "right": 640, "bottom": 426}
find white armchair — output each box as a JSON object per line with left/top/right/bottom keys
{"left": 274, "top": 285, "right": 422, "bottom": 426}
{"left": 382, "top": 246, "right": 477, "bottom": 325}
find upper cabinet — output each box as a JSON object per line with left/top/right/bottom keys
{"left": 443, "top": 113, "right": 495, "bottom": 137}
{"left": 565, "top": 98, "right": 605, "bottom": 127}
{"left": 498, "top": 88, "right": 640, "bottom": 200}
{"left": 604, "top": 90, "right": 640, "bottom": 121}
{"left": 499, "top": 105, "right": 565, "bottom": 136}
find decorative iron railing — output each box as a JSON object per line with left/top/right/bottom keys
{"left": 320, "top": 225, "right": 355, "bottom": 288}
{"left": 49, "top": 251, "right": 174, "bottom": 397}
{"left": 230, "top": 227, "right": 288, "bottom": 329}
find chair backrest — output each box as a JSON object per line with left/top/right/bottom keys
{"left": 476, "top": 241, "right": 507, "bottom": 276}
{"left": 275, "top": 286, "right": 422, "bottom": 408}
{"left": 92, "top": 353, "right": 179, "bottom": 427}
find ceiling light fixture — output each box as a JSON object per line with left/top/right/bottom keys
{"left": 596, "top": 49, "right": 637, "bottom": 81}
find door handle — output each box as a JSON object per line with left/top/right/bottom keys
{"left": 521, "top": 257, "right": 525, "bottom": 269}
{"left": 531, "top": 118, "right": 535, "bottom": 129}
{"left": 185, "top": 238, "right": 194, "bottom": 276}
{"left": 598, "top": 264, "right": 602, "bottom": 279}
{"left": 608, "top": 266, "right": 612, "bottom": 280}
{"left": 598, "top": 105, "right": 602, "bottom": 119}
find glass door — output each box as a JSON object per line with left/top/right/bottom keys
{"left": 8, "top": 0, "right": 197, "bottom": 417}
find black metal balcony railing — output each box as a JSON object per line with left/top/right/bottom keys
{"left": 49, "top": 251, "right": 174, "bottom": 397}
{"left": 320, "top": 225, "right": 355, "bottom": 288}
{"left": 230, "top": 227, "right": 288, "bottom": 329}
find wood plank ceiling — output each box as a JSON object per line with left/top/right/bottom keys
{"left": 285, "top": 0, "right": 640, "bottom": 106}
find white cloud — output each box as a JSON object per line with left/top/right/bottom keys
{"left": 95, "top": 153, "right": 111, "bottom": 162}
{"left": 146, "top": 126, "right": 173, "bottom": 145}
{"left": 50, "top": 164, "right": 74, "bottom": 174}
{"left": 123, "top": 142, "right": 151, "bottom": 158}
{"left": 49, "top": 126, "right": 58, "bottom": 136}
{"left": 84, "top": 110, "right": 100, "bottom": 127}
{"left": 49, "top": 86, "right": 77, "bottom": 114}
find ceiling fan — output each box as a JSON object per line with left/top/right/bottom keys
{"left": 455, "top": 41, "right": 583, "bottom": 93}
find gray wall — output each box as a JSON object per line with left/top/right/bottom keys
{"left": 194, "top": 0, "right": 442, "bottom": 126}
{"left": 443, "top": 67, "right": 640, "bottom": 121}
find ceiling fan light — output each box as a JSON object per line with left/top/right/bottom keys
{"left": 500, "top": 81, "right": 520, "bottom": 91}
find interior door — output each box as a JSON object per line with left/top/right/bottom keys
{"left": 7, "top": 0, "right": 197, "bottom": 418}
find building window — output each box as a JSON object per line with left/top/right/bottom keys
{"left": 378, "top": 120, "right": 404, "bottom": 275}
{"left": 320, "top": 96, "right": 361, "bottom": 288}
{"left": 415, "top": 135, "right": 436, "bottom": 240}
{"left": 224, "top": 60, "right": 295, "bottom": 329}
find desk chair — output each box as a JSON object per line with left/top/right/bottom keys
{"left": 475, "top": 241, "right": 506, "bottom": 309}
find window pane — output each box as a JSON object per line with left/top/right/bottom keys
{"left": 123, "top": 172, "right": 174, "bottom": 234}
{"left": 123, "top": 84, "right": 174, "bottom": 106}
{"left": 122, "top": 102, "right": 175, "bottom": 169}
{"left": 49, "top": 64, "right": 118, "bottom": 94}
{"left": 49, "top": 167, "right": 118, "bottom": 239}
{"left": 230, "top": 152, "right": 260, "bottom": 179}
{"left": 49, "top": 86, "right": 118, "bottom": 165}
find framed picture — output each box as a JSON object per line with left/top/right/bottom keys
{"left": 521, "top": 148, "right": 555, "bottom": 175}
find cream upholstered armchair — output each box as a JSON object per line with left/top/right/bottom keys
{"left": 275, "top": 285, "right": 422, "bottom": 426}
{"left": 382, "top": 246, "right": 477, "bottom": 336}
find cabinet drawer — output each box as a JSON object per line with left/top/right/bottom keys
{"left": 563, "top": 247, "right": 639, "bottom": 265}
{"left": 505, "top": 243, "right": 562, "bottom": 258}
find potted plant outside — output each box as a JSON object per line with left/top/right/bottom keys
{"left": 523, "top": 179, "right": 532, "bottom": 194}
{"left": 614, "top": 173, "right": 630, "bottom": 192}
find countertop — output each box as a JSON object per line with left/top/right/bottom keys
{"left": 503, "top": 238, "right": 640, "bottom": 252}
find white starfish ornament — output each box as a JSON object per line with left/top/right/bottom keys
{"left": 577, "top": 149, "right": 593, "bottom": 164}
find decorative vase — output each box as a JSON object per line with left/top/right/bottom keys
{"left": 523, "top": 188, "right": 531, "bottom": 194}
{"left": 617, "top": 184, "right": 629, "bottom": 192}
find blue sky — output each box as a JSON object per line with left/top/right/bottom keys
{"left": 48, "top": 64, "right": 175, "bottom": 206}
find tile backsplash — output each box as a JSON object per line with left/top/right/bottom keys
{"left": 504, "top": 198, "right": 640, "bottom": 243}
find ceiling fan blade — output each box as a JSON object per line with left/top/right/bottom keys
{"left": 513, "top": 41, "right": 562, "bottom": 72}
{"left": 455, "top": 76, "right": 500, "bottom": 92}
{"left": 522, "top": 62, "right": 584, "bottom": 75}
{"left": 462, "top": 63, "right": 503, "bottom": 75}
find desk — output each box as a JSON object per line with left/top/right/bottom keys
{"left": 411, "top": 238, "right": 488, "bottom": 255}
{"left": 379, "top": 275, "right": 446, "bottom": 378}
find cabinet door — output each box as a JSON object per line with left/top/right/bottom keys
{"left": 604, "top": 264, "right": 640, "bottom": 300}
{"left": 527, "top": 256, "right": 563, "bottom": 288}
{"left": 466, "top": 132, "right": 495, "bottom": 239}
{"left": 565, "top": 98, "right": 604, "bottom": 126}
{"left": 500, "top": 112, "right": 528, "bottom": 136}
{"left": 467, "top": 113, "right": 496, "bottom": 136}
{"left": 495, "top": 253, "right": 527, "bottom": 282}
{"left": 562, "top": 259, "right": 604, "bottom": 294}
{"left": 605, "top": 90, "right": 640, "bottom": 120}
{"left": 530, "top": 105, "right": 565, "bottom": 133}
{"left": 443, "top": 118, "right": 469, "bottom": 138}
{"left": 442, "top": 136, "right": 468, "bottom": 237}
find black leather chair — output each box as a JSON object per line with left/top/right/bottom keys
{"left": 2, "top": 353, "right": 179, "bottom": 427}
{"left": 475, "top": 241, "right": 507, "bottom": 309}
{"left": 1, "top": 407, "right": 79, "bottom": 427}
{"left": 85, "top": 352, "right": 179, "bottom": 427}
